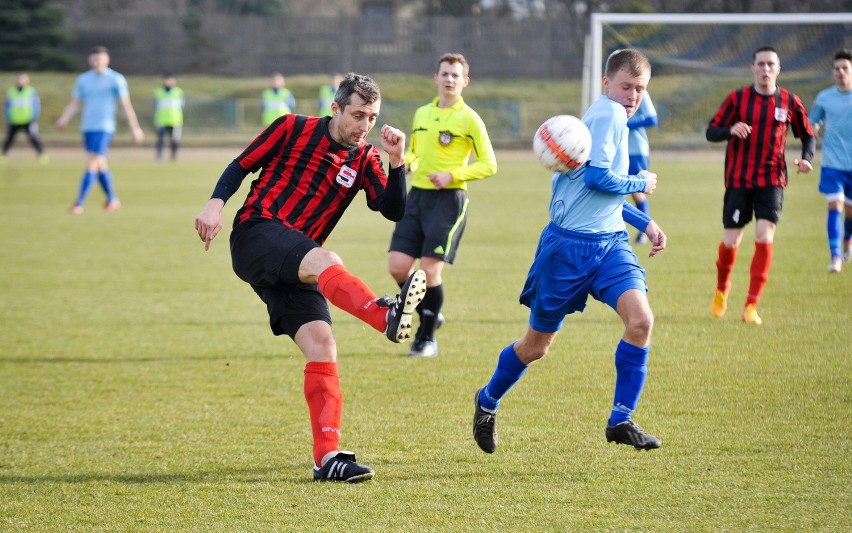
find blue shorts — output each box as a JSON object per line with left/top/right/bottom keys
{"left": 818, "top": 167, "right": 852, "bottom": 202}
{"left": 519, "top": 222, "right": 647, "bottom": 333}
{"left": 628, "top": 154, "right": 649, "bottom": 175}
{"left": 83, "top": 131, "right": 113, "bottom": 156}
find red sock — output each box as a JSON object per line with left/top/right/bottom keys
{"left": 317, "top": 264, "right": 387, "bottom": 332}
{"left": 304, "top": 361, "right": 342, "bottom": 467}
{"left": 747, "top": 242, "right": 773, "bottom": 306}
{"left": 716, "top": 242, "right": 737, "bottom": 293}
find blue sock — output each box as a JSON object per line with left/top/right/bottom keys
{"left": 98, "top": 170, "right": 117, "bottom": 202}
{"left": 635, "top": 198, "right": 649, "bottom": 215}
{"left": 827, "top": 210, "right": 842, "bottom": 259}
{"left": 75, "top": 171, "right": 96, "bottom": 205}
{"left": 479, "top": 343, "right": 527, "bottom": 411}
{"left": 844, "top": 216, "right": 852, "bottom": 242}
{"left": 608, "top": 340, "right": 649, "bottom": 426}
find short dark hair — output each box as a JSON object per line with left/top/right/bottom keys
{"left": 437, "top": 53, "right": 469, "bottom": 77}
{"left": 89, "top": 45, "right": 109, "bottom": 56}
{"left": 834, "top": 48, "right": 852, "bottom": 63}
{"left": 334, "top": 73, "right": 381, "bottom": 111}
{"left": 605, "top": 49, "right": 651, "bottom": 79}
{"left": 753, "top": 45, "right": 778, "bottom": 61}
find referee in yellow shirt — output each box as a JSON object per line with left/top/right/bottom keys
{"left": 388, "top": 52, "right": 497, "bottom": 357}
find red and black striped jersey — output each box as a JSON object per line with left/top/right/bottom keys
{"left": 221, "top": 115, "right": 400, "bottom": 245}
{"left": 706, "top": 86, "right": 814, "bottom": 189}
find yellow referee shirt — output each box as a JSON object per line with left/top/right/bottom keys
{"left": 405, "top": 96, "right": 497, "bottom": 190}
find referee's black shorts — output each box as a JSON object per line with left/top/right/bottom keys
{"left": 230, "top": 219, "right": 331, "bottom": 338}
{"left": 722, "top": 186, "right": 783, "bottom": 228}
{"left": 389, "top": 187, "right": 469, "bottom": 264}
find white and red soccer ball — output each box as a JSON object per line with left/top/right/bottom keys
{"left": 533, "top": 115, "right": 592, "bottom": 172}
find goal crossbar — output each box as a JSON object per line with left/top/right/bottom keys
{"left": 584, "top": 12, "right": 852, "bottom": 111}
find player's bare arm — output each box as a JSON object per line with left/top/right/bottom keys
{"left": 120, "top": 96, "right": 144, "bottom": 143}
{"left": 194, "top": 198, "right": 225, "bottom": 251}
{"left": 55, "top": 99, "right": 80, "bottom": 128}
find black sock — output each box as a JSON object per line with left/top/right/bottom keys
{"left": 419, "top": 284, "right": 444, "bottom": 341}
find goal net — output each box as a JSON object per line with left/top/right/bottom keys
{"left": 583, "top": 13, "right": 852, "bottom": 148}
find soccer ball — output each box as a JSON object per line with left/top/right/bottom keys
{"left": 533, "top": 115, "right": 592, "bottom": 172}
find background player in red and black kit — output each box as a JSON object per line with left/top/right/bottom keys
{"left": 194, "top": 73, "right": 427, "bottom": 483}
{"left": 706, "top": 45, "right": 815, "bottom": 325}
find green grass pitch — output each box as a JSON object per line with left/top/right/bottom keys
{"left": 1, "top": 147, "right": 849, "bottom": 531}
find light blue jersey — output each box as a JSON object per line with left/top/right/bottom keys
{"left": 549, "top": 95, "right": 650, "bottom": 234}
{"left": 810, "top": 86, "right": 852, "bottom": 171}
{"left": 627, "top": 92, "right": 657, "bottom": 157}
{"left": 72, "top": 68, "right": 129, "bottom": 133}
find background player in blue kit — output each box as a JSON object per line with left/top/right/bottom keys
{"left": 56, "top": 46, "right": 144, "bottom": 214}
{"left": 809, "top": 48, "right": 852, "bottom": 273}
{"left": 472, "top": 48, "right": 666, "bottom": 453}
{"left": 627, "top": 90, "right": 658, "bottom": 244}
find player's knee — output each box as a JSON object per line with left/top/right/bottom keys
{"left": 515, "top": 336, "right": 553, "bottom": 364}
{"left": 527, "top": 347, "right": 549, "bottom": 363}
{"left": 387, "top": 254, "right": 414, "bottom": 282}
{"left": 297, "top": 324, "right": 338, "bottom": 362}
{"left": 516, "top": 346, "right": 547, "bottom": 365}
{"left": 626, "top": 310, "right": 654, "bottom": 340}
{"left": 304, "top": 340, "right": 337, "bottom": 362}
{"left": 314, "top": 249, "right": 343, "bottom": 269}
{"left": 387, "top": 262, "right": 409, "bottom": 282}
{"left": 421, "top": 266, "right": 443, "bottom": 285}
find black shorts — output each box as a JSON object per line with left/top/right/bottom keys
{"left": 230, "top": 220, "right": 330, "bottom": 338}
{"left": 722, "top": 187, "right": 784, "bottom": 228}
{"left": 389, "top": 187, "right": 469, "bottom": 264}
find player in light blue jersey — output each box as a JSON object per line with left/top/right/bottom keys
{"left": 472, "top": 49, "right": 667, "bottom": 453}
{"left": 56, "top": 46, "right": 144, "bottom": 214}
{"left": 627, "top": 91, "right": 658, "bottom": 244}
{"left": 809, "top": 48, "right": 852, "bottom": 272}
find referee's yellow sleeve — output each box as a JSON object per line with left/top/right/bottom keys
{"left": 454, "top": 111, "right": 497, "bottom": 183}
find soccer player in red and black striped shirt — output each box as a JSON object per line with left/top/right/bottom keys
{"left": 194, "top": 74, "right": 427, "bottom": 483}
{"left": 706, "top": 46, "right": 815, "bottom": 326}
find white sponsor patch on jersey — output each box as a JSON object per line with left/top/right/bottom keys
{"left": 336, "top": 164, "right": 357, "bottom": 188}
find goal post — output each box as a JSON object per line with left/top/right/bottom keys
{"left": 582, "top": 12, "right": 852, "bottom": 146}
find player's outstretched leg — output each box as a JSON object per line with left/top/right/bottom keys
{"left": 313, "top": 451, "right": 374, "bottom": 483}
{"left": 316, "top": 265, "right": 424, "bottom": 341}
{"left": 381, "top": 269, "right": 427, "bottom": 343}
